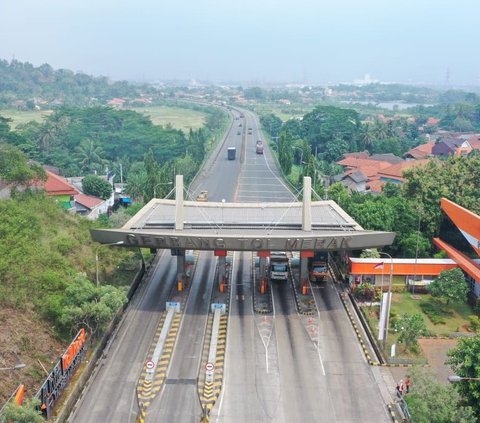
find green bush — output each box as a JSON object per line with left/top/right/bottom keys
{"left": 420, "top": 300, "right": 453, "bottom": 325}
{"left": 469, "top": 315, "right": 480, "bottom": 333}
{"left": 353, "top": 283, "right": 376, "bottom": 302}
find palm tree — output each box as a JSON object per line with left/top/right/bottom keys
{"left": 359, "top": 123, "right": 375, "bottom": 151}
{"left": 75, "top": 139, "right": 107, "bottom": 173}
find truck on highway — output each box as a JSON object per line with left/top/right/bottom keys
{"left": 227, "top": 147, "right": 236, "bottom": 160}
{"left": 269, "top": 252, "right": 289, "bottom": 281}
{"left": 309, "top": 252, "right": 329, "bottom": 283}
{"left": 256, "top": 140, "right": 264, "bottom": 154}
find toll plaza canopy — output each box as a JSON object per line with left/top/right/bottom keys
{"left": 91, "top": 177, "right": 395, "bottom": 252}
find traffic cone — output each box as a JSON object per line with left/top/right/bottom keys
{"left": 177, "top": 280, "right": 184, "bottom": 291}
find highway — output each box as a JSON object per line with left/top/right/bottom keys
{"left": 68, "top": 252, "right": 177, "bottom": 423}
{"left": 70, "top": 106, "right": 390, "bottom": 422}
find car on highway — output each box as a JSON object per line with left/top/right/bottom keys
{"left": 196, "top": 190, "right": 208, "bottom": 201}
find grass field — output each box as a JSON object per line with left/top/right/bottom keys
{"left": 362, "top": 291, "right": 473, "bottom": 360}
{"left": 1, "top": 109, "right": 52, "bottom": 127}
{"left": 132, "top": 106, "right": 206, "bottom": 132}
{"left": 1, "top": 106, "right": 207, "bottom": 133}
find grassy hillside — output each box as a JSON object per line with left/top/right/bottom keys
{"left": 0, "top": 192, "right": 139, "bottom": 403}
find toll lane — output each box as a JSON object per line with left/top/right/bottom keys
{"left": 313, "top": 280, "right": 390, "bottom": 422}
{"left": 68, "top": 253, "right": 178, "bottom": 423}
{"left": 147, "top": 251, "right": 216, "bottom": 421}
{"left": 213, "top": 252, "right": 280, "bottom": 423}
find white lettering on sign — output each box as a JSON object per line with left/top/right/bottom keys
{"left": 109, "top": 233, "right": 359, "bottom": 251}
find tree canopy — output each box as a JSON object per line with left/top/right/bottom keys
{"left": 404, "top": 367, "right": 475, "bottom": 423}
{"left": 447, "top": 336, "right": 480, "bottom": 419}
{"left": 82, "top": 175, "right": 112, "bottom": 200}
{"left": 428, "top": 268, "right": 469, "bottom": 305}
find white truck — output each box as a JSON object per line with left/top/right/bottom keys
{"left": 269, "top": 252, "right": 289, "bottom": 281}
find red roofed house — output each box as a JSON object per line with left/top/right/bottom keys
{"left": 467, "top": 135, "right": 480, "bottom": 152}
{"left": 426, "top": 117, "right": 440, "bottom": 126}
{"left": 40, "top": 170, "right": 78, "bottom": 209}
{"left": 377, "top": 159, "right": 430, "bottom": 184}
{"left": 336, "top": 155, "right": 400, "bottom": 193}
{"left": 404, "top": 141, "right": 435, "bottom": 160}
{"left": 74, "top": 193, "right": 108, "bottom": 220}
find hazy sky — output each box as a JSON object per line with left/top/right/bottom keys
{"left": 1, "top": 0, "right": 479, "bottom": 85}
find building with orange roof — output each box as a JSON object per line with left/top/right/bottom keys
{"left": 377, "top": 159, "right": 430, "bottom": 184}
{"left": 466, "top": 135, "right": 480, "bottom": 151}
{"left": 74, "top": 193, "right": 108, "bottom": 220}
{"left": 404, "top": 141, "right": 435, "bottom": 160}
{"left": 37, "top": 170, "right": 78, "bottom": 209}
{"left": 336, "top": 156, "right": 393, "bottom": 171}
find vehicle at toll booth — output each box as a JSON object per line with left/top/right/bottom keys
{"left": 269, "top": 252, "right": 289, "bottom": 281}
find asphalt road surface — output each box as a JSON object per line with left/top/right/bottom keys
{"left": 190, "top": 108, "right": 294, "bottom": 203}
{"left": 147, "top": 252, "right": 216, "bottom": 421}
{"left": 68, "top": 252, "right": 177, "bottom": 423}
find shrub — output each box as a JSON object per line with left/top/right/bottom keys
{"left": 469, "top": 315, "right": 480, "bottom": 333}
{"left": 353, "top": 283, "right": 376, "bottom": 302}
{"left": 420, "top": 300, "right": 453, "bottom": 325}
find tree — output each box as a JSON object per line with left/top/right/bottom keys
{"left": 59, "top": 274, "right": 127, "bottom": 337}
{"left": 446, "top": 336, "right": 480, "bottom": 418}
{"left": 278, "top": 131, "right": 293, "bottom": 175}
{"left": 404, "top": 367, "right": 475, "bottom": 423}
{"left": 82, "top": 175, "right": 112, "bottom": 200}
{"left": 360, "top": 248, "right": 380, "bottom": 258}
{"left": 125, "top": 171, "right": 147, "bottom": 202}
{"left": 1, "top": 398, "right": 45, "bottom": 423}
{"left": 428, "top": 268, "right": 469, "bottom": 305}
{"left": 143, "top": 148, "right": 161, "bottom": 201}
{"left": 0, "top": 143, "right": 46, "bottom": 185}
{"left": 74, "top": 139, "right": 107, "bottom": 173}
{"left": 394, "top": 313, "right": 428, "bottom": 351}
{"left": 260, "top": 113, "right": 283, "bottom": 137}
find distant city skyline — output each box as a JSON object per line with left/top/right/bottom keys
{"left": 2, "top": 0, "right": 480, "bottom": 86}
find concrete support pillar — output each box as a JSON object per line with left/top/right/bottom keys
{"left": 302, "top": 176, "right": 312, "bottom": 232}
{"left": 259, "top": 257, "right": 267, "bottom": 280}
{"left": 218, "top": 255, "right": 226, "bottom": 289}
{"left": 176, "top": 251, "right": 185, "bottom": 291}
{"left": 175, "top": 174, "right": 184, "bottom": 231}
{"left": 300, "top": 256, "right": 309, "bottom": 285}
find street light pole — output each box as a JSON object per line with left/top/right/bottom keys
{"left": 0, "top": 363, "right": 26, "bottom": 371}
{"left": 95, "top": 241, "right": 124, "bottom": 287}
{"left": 153, "top": 181, "right": 173, "bottom": 198}
{"left": 448, "top": 375, "right": 480, "bottom": 383}
{"left": 379, "top": 251, "right": 393, "bottom": 350}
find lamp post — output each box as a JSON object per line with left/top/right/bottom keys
{"left": 153, "top": 181, "right": 173, "bottom": 198}
{"left": 221, "top": 199, "right": 225, "bottom": 227}
{"left": 448, "top": 375, "right": 480, "bottom": 383}
{"left": 379, "top": 251, "right": 393, "bottom": 350}
{"left": 412, "top": 208, "right": 422, "bottom": 295}
{"left": 95, "top": 241, "right": 124, "bottom": 287}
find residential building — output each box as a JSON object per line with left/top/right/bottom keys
{"left": 432, "top": 137, "right": 472, "bottom": 157}
{"left": 404, "top": 141, "right": 435, "bottom": 160}
{"left": 377, "top": 159, "right": 430, "bottom": 184}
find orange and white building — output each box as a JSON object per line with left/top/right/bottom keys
{"left": 348, "top": 198, "right": 480, "bottom": 295}
{"left": 348, "top": 257, "right": 458, "bottom": 287}
{"left": 433, "top": 198, "right": 480, "bottom": 297}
